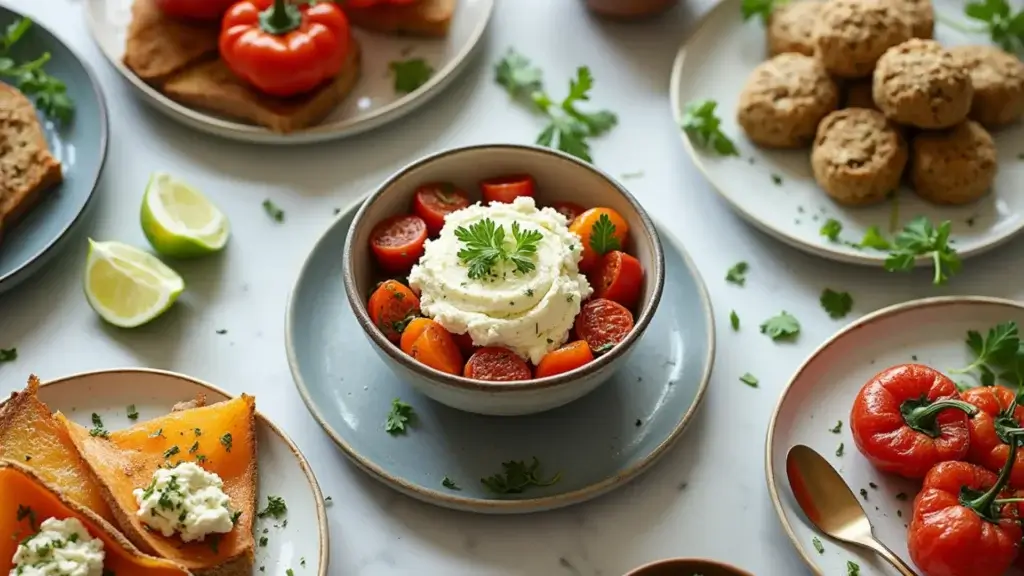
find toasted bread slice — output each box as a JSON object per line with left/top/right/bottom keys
{"left": 345, "top": 0, "right": 455, "bottom": 37}
{"left": 0, "top": 84, "right": 62, "bottom": 243}
{"left": 162, "top": 37, "right": 362, "bottom": 133}
{"left": 123, "top": 0, "right": 219, "bottom": 84}
{"left": 60, "top": 395, "right": 258, "bottom": 576}
{"left": 0, "top": 461, "right": 190, "bottom": 575}
{"left": 0, "top": 376, "right": 115, "bottom": 525}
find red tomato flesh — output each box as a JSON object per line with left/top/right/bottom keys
{"left": 412, "top": 183, "right": 470, "bottom": 236}
{"left": 575, "top": 298, "right": 635, "bottom": 354}
{"left": 480, "top": 174, "right": 535, "bottom": 204}
{"left": 590, "top": 251, "right": 644, "bottom": 310}
{"left": 464, "top": 347, "right": 532, "bottom": 381}
{"left": 369, "top": 214, "right": 428, "bottom": 273}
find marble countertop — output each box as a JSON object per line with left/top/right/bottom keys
{"left": 3, "top": 0, "right": 1023, "bottom": 574}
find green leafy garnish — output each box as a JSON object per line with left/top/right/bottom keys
{"left": 741, "top": 0, "right": 783, "bottom": 23}
{"left": 220, "top": 433, "right": 233, "bottom": 452}
{"left": 740, "top": 373, "right": 759, "bottom": 387}
{"left": 760, "top": 311, "right": 800, "bottom": 341}
{"left": 829, "top": 420, "right": 842, "bottom": 433}
{"left": 89, "top": 413, "right": 109, "bottom": 438}
{"left": 16, "top": 504, "right": 37, "bottom": 531}
{"left": 680, "top": 99, "right": 739, "bottom": 156}
{"left": 820, "top": 218, "right": 843, "bottom": 242}
{"left": 951, "top": 321, "right": 1024, "bottom": 387}
{"left": 725, "top": 261, "right": 748, "bottom": 286}
{"left": 163, "top": 445, "right": 180, "bottom": 459}
{"left": 847, "top": 561, "right": 860, "bottom": 576}
{"left": 480, "top": 457, "right": 561, "bottom": 494}
{"left": 820, "top": 289, "right": 853, "bottom": 319}
{"left": 836, "top": 443, "right": 845, "bottom": 457}
{"left": 812, "top": 537, "right": 824, "bottom": 554}
{"left": 126, "top": 404, "right": 139, "bottom": 420}
{"left": 257, "top": 495, "right": 288, "bottom": 519}
{"left": 389, "top": 58, "right": 433, "bottom": 94}
{"left": 589, "top": 213, "right": 620, "bottom": 255}
{"left": 859, "top": 225, "right": 891, "bottom": 250}
{"left": 730, "top": 310, "right": 740, "bottom": 331}
{"left": 963, "top": 0, "right": 1024, "bottom": 54}
{"left": 883, "top": 217, "right": 961, "bottom": 285}
{"left": 0, "top": 19, "right": 74, "bottom": 122}
{"left": 0, "top": 348, "right": 16, "bottom": 362}
{"left": 495, "top": 48, "right": 543, "bottom": 98}
{"left": 441, "top": 476, "right": 461, "bottom": 490}
{"left": 385, "top": 398, "right": 416, "bottom": 435}
{"left": 455, "top": 219, "right": 543, "bottom": 280}
{"left": 262, "top": 199, "right": 284, "bottom": 223}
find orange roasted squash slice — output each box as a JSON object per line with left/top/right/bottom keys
{"left": 60, "top": 395, "right": 257, "bottom": 576}
{"left": 0, "top": 460, "right": 190, "bottom": 575}
{"left": 0, "top": 375, "right": 116, "bottom": 524}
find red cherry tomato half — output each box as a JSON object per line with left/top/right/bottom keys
{"left": 412, "top": 183, "right": 470, "bottom": 236}
{"left": 369, "top": 214, "right": 428, "bottom": 273}
{"left": 590, "top": 251, "right": 644, "bottom": 310}
{"left": 480, "top": 174, "right": 535, "bottom": 204}
{"left": 464, "top": 347, "right": 532, "bottom": 381}
{"left": 575, "top": 298, "right": 635, "bottom": 354}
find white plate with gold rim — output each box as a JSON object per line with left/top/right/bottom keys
{"left": 669, "top": 0, "right": 1024, "bottom": 266}
{"left": 1, "top": 369, "right": 329, "bottom": 576}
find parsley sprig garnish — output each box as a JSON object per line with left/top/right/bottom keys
{"left": 760, "top": 311, "right": 800, "bottom": 341}
{"left": 385, "top": 398, "right": 416, "bottom": 435}
{"left": 883, "top": 217, "right": 960, "bottom": 285}
{"left": 390, "top": 58, "right": 434, "bottom": 94}
{"left": 89, "top": 413, "right": 109, "bottom": 438}
{"left": 589, "top": 214, "right": 620, "bottom": 255}
{"left": 257, "top": 495, "right": 288, "bottom": 519}
{"left": 480, "top": 457, "right": 561, "bottom": 494}
{"left": 0, "top": 19, "right": 74, "bottom": 122}
{"left": 741, "top": 0, "right": 785, "bottom": 23}
{"left": 945, "top": 0, "right": 1024, "bottom": 54}
{"left": 680, "top": 99, "right": 739, "bottom": 156}
{"left": 951, "top": 321, "right": 1024, "bottom": 387}
{"left": 820, "top": 289, "right": 853, "bottom": 319}
{"left": 455, "top": 219, "right": 542, "bottom": 280}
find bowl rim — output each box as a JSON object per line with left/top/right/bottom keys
{"left": 342, "top": 143, "right": 666, "bottom": 393}
{"left": 623, "top": 557, "right": 754, "bottom": 576}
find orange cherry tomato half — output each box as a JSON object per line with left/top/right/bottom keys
{"left": 400, "top": 317, "right": 433, "bottom": 355}
{"left": 551, "top": 201, "right": 585, "bottom": 222}
{"left": 590, "top": 250, "right": 644, "bottom": 310}
{"left": 412, "top": 183, "right": 470, "bottom": 236}
{"left": 574, "top": 298, "right": 634, "bottom": 354}
{"left": 367, "top": 280, "right": 420, "bottom": 343}
{"left": 409, "top": 322, "right": 463, "bottom": 375}
{"left": 369, "top": 214, "right": 428, "bottom": 273}
{"left": 463, "top": 347, "right": 532, "bottom": 381}
{"left": 568, "top": 208, "right": 630, "bottom": 272}
{"left": 535, "top": 341, "right": 595, "bottom": 378}
{"left": 480, "top": 174, "right": 535, "bottom": 204}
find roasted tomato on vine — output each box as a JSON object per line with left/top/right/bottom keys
{"left": 850, "top": 364, "right": 978, "bottom": 479}
{"left": 961, "top": 385, "right": 1024, "bottom": 486}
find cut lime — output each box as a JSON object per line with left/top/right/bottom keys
{"left": 84, "top": 240, "right": 185, "bottom": 328}
{"left": 140, "top": 172, "right": 230, "bottom": 258}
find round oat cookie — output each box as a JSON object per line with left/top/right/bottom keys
{"left": 811, "top": 108, "right": 908, "bottom": 206}
{"left": 813, "top": 0, "right": 912, "bottom": 79}
{"left": 911, "top": 121, "right": 997, "bottom": 205}
{"left": 767, "top": 1, "right": 821, "bottom": 57}
{"left": 949, "top": 45, "right": 1024, "bottom": 128}
{"left": 737, "top": 53, "right": 839, "bottom": 148}
{"left": 895, "top": 0, "right": 934, "bottom": 39}
{"left": 843, "top": 80, "right": 877, "bottom": 110}
{"left": 873, "top": 39, "right": 973, "bottom": 129}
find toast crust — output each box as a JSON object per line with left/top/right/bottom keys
{"left": 345, "top": 0, "right": 455, "bottom": 37}
{"left": 123, "top": 0, "right": 219, "bottom": 84}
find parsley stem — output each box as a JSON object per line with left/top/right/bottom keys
{"left": 932, "top": 251, "right": 942, "bottom": 285}
{"left": 937, "top": 13, "right": 987, "bottom": 34}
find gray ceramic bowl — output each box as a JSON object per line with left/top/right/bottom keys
{"left": 342, "top": 144, "right": 665, "bottom": 416}
{"left": 624, "top": 558, "right": 754, "bottom": 576}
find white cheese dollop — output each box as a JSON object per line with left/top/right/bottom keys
{"left": 408, "top": 197, "right": 592, "bottom": 364}
{"left": 133, "top": 462, "right": 235, "bottom": 543}
{"left": 10, "top": 517, "right": 105, "bottom": 576}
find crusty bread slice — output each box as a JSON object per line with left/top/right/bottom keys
{"left": 0, "top": 83, "right": 62, "bottom": 245}
{"left": 162, "top": 36, "right": 362, "bottom": 133}
{"left": 123, "top": 0, "right": 219, "bottom": 85}
{"left": 345, "top": 0, "right": 455, "bottom": 37}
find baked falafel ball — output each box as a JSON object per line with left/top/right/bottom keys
{"left": 873, "top": 39, "right": 973, "bottom": 129}
{"left": 949, "top": 45, "right": 1024, "bottom": 128}
{"left": 813, "top": 0, "right": 913, "bottom": 79}
{"left": 767, "top": 1, "right": 821, "bottom": 57}
{"left": 910, "top": 121, "right": 997, "bottom": 205}
{"left": 811, "top": 108, "right": 908, "bottom": 206}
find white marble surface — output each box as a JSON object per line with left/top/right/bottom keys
{"left": 2, "top": 0, "right": 1023, "bottom": 574}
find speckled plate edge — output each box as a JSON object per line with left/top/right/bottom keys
{"left": 0, "top": 367, "right": 330, "bottom": 576}
{"left": 0, "top": 7, "right": 109, "bottom": 291}
{"left": 666, "top": 0, "right": 1024, "bottom": 268}
{"left": 283, "top": 194, "right": 716, "bottom": 514}
{"left": 81, "top": 0, "right": 494, "bottom": 145}
{"left": 763, "top": 295, "right": 1024, "bottom": 575}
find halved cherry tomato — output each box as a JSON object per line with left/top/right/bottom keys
{"left": 464, "top": 347, "right": 532, "bottom": 381}
{"left": 412, "top": 183, "right": 470, "bottom": 236}
{"left": 535, "top": 341, "right": 594, "bottom": 378}
{"left": 400, "top": 317, "right": 433, "bottom": 355}
{"left": 367, "top": 280, "right": 420, "bottom": 343}
{"left": 369, "top": 214, "right": 428, "bottom": 273}
{"left": 575, "top": 298, "right": 634, "bottom": 354}
{"left": 568, "top": 208, "right": 630, "bottom": 272}
{"left": 590, "top": 250, "right": 644, "bottom": 310}
{"left": 551, "top": 201, "right": 585, "bottom": 222}
{"left": 480, "top": 174, "right": 535, "bottom": 204}
{"left": 452, "top": 332, "right": 477, "bottom": 357}
{"left": 409, "top": 322, "right": 463, "bottom": 375}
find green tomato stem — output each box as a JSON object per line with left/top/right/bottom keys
{"left": 259, "top": 0, "right": 302, "bottom": 36}
{"left": 967, "top": 434, "right": 1019, "bottom": 516}
{"left": 900, "top": 397, "right": 978, "bottom": 438}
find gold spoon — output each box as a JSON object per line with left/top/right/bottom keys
{"left": 786, "top": 444, "right": 918, "bottom": 576}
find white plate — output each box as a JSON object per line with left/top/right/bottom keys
{"left": 84, "top": 0, "right": 494, "bottom": 144}
{"left": 669, "top": 0, "right": 1024, "bottom": 266}
{"left": 3, "top": 369, "right": 329, "bottom": 576}
{"left": 766, "top": 296, "right": 1024, "bottom": 576}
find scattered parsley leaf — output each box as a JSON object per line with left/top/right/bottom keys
{"left": 259, "top": 536, "right": 268, "bottom": 547}
{"left": 836, "top": 443, "right": 845, "bottom": 457}
{"left": 829, "top": 420, "right": 842, "bottom": 433}
{"left": 0, "top": 348, "right": 16, "bottom": 362}
{"left": 741, "top": 0, "right": 780, "bottom": 22}
{"left": 126, "top": 404, "right": 139, "bottom": 420}
{"left": 480, "top": 457, "right": 561, "bottom": 494}
{"left": 494, "top": 48, "right": 543, "bottom": 101}
{"left": 725, "top": 261, "right": 748, "bottom": 286}
{"left": 812, "top": 537, "right": 824, "bottom": 554}
{"left": 730, "top": 310, "right": 740, "bottom": 331}
{"left": 442, "top": 476, "right": 461, "bottom": 490}
{"left": 257, "top": 495, "right": 288, "bottom": 519}
{"left": 589, "top": 213, "right": 621, "bottom": 255}
{"left": 883, "top": 216, "right": 961, "bottom": 285}
{"left": 149, "top": 428, "right": 164, "bottom": 438}
{"left": 770, "top": 173, "right": 783, "bottom": 185}
{"left": 680, "top": 99, "right": 739, "bottom": 156}
{"left": 859, "top": 488, "right": 868, "bottom": 499}
{"left": 89, "top": 413, "right": 109, "bottom": 438}
{"left": 847, "top": 560, "right": 860, "bottom": 576}
{"left": 220, "top": 433, "right": 233, "bottom": 452}
{"left": 262, "top": 199, "right": 284, "bottom": 223}
{"left": 390, "top": 58, "right": 433, "bottom": 94}
{"left": 385, "top": 398, "right": 416, "bottom": 435}
{"left": 455, "top": 219, "right": 542, "bottom": 279}
{"left": 859, "top": 225, "right": 891, "bottom": 250}
{"left": 963, "top": 0, "right": 1024, "bottom": 54}
{"left": 760, "top": 311, "right": 800, "bottom": 341}
{"left": 324, "top": 496, "right": 333, "bottom": 506}
{"left": 163, "top": 445, "right": 180, "bottom": 459}
{"left": 820, "top": 289, "right": 853, "bottom": 319}
{"left": 820, "top": 218, "right": 843, "bottom": 242}
{"left": 740, "top": 373, "right": 759, "bottom": 387}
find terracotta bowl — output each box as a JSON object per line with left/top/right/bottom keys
{"left": 624, "top": 558, "right": 755, "bottom": 576}
{"left": 342, "top": 144, "right": 665, "bottom": 416}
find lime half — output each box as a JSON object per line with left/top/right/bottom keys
{"left": 84, "top": 240, "right": 185, "bottom": 328}
{"left": 141, "top": 172, "right": 230, "bottom": 258}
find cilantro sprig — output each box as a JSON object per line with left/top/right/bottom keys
{"left": 957, "top": 0, "right": 1024, "bottom": 54}
{"left": 760, "top": 311, "right": 800, "bottom": 341}
{"left": 883, "top": 217, "right": 961, "bottom": 285}
{"left": 680, "top": 99, "right": 739, "bottom": 156}
{"left": 820, "top": 289, "right": 853, "bottom": 319}
{"left": 951, "top": 321, "right": 1024, "bottom": 387}
{"left": 0, "top": 19, "right": 74, "bottom": 122}
{"left": 455, "top": 219, "right": 543, "bottom": 280}
{"left": 480, "top": 457, "right": 561, "bottom": 494}
{"left": 589, "top": 213, "right": 620, "bottom": 255}
{"left": 385, "top": 398, "right": 416, "bottom": 435}
{"left": 390, "top": 58, "right": 434, "bottom": 94}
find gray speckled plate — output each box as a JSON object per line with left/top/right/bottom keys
{"left": 0, "top": 6, "right": 108, "bottom": 294}
{"left": 285, "top": 200, "right": 715, "bottom": 514}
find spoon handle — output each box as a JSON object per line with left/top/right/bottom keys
{"left": 863, "top": 537, "right": 918, "bottom": 576}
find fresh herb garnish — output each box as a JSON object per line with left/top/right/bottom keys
{"left": 259, "top": 536, "right": 268, "bottom": 547}
{"left": 220, "top": 433, "right": 233, "bottom": 452}
{"left": 188, "top": 441, "right": 199, "bottom": 454}
{"left": 680, "top": 99, "right": 739, "bottom": 156}
{"left": 0, "top": 348, "right": 16, "bottom": 362}
{"left": 385, "top": 398, "right": 416, "bottom": 435}
{"left": 725, "top": 261, "right": 748, "bottom": 286}
{"left": 16, "top": 504, "right": 37, "bottom": 530}
{"left": 760, "top": 311, "right": 800, "bottom": 341}
{"left": 455, "top": 219, "right": 542, "bottom": 280}
{"left": 589, "top": 213, "right": 620, "bottom": 255}
{"left": 960, "top": 0, "right": 1024, "bottom": 54}
{"left": 836, "top": 443, "right": 845, "bottom": 457}
{"left": 950, "top": 321, "right": 1024, "bottom": 387}
{"left": 150, "top": 428, "right": 164, "bottom": 438}
{"left": 257, "top": 495, "right": 288, "bottom": 519}
{"left": 441, "top": 476, "right": 461, "bottom": 490}
{"left": 741, "top": 0, "right": 780, "bottom": 22}
{"left": 163, "top": 445, "right": 180, "bottom": 459}
{"left": 730, "top": 310, "right": 740, "bottom": 331}
{"left": 126, "top": 404, "right": 139, "bottom": 420}
{"left": 262, "top": 199, "right": 284, "bottom": 223}
{"left": 860, "top": 225, "right": 891, "bottom": 250}
{"left": 883, "top": 216, "right": 960, "bottom": 285}
{"left": 389, "top": 58, "right": 434, "bottom": 93}
{"left": 770, "top": 173, "right": 783, "bottom": 185}
{"left": 89, "top": 413, "right": 109, "bottom": 438}
{"left": 481, "top": 457, "right": 561, "bottom": 494}
{"left": 820, "top": 289, "right": 853, "bottom": 319}
{"left": 740, "top": 373, "right": 759, "bottom": 387}
{"left": 829, "top": 420, "right": 842, "bottom": 434}
{"left": 820, "top": 218, "right": 843, "bottom": 242}
{"left": 847, "top": 561, "right": 860, "bottom": 576}
{"left": 0, "top": 19, "right": 74, "bottom": 122}
{"left": 812, "top": 536, "right": 824, "bottom": 554}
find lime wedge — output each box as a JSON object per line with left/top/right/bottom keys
{"left": 140, "top": 172, "right": 230, "bottom": 258}
{"left": 84, "top": 240, "right": 185, "bottom": 328}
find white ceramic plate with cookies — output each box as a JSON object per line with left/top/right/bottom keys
{"left": 1, "top": 369, "right": 329, "bottom": 575}
{"left": 83, "top": 0, "right": 494, "bottom": 144}
{"left": 670, "top": 0, "right": 1024, "bottom": 267}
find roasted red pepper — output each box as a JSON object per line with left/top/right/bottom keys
{"left": 220, "top": 0, "right": 351, "bottom": 97}
{"left": 908, "top": 435, "right": 1023, "bottom": 576}
{"left": 961, "top": 385, "right": 1024, "bottom": 486}
{"left": 155, "top": 0, "right": 236, "bottom": 21}
{"left": 850, "top": 364, "right": 977, "bottom": 479}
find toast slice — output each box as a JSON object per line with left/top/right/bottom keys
{"left": 345, "top": 0, "right": 455, "bottom": 37}
{"left": 162, "top": 36, "right": 362, "bottom": 133}
{"left": 0, "top": 461, "right": 190, "bottom": 575}
{"left": 60, "top": 395, "right": 258, "bottom": 576}
{"left": 0, "top": 84, "right": 62, "bottom": 244}
{"left": 0, "top": 376, "right": 115, "bottom": 525}
{"left": 123, "top": 0, "right": 219, "bottom": 84}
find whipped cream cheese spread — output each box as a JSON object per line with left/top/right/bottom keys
{"left": 134, "top": 462, "right": 235, "bottom": 543}
{"left": 10, "top": 517, "right": 104, "bottom": 576}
